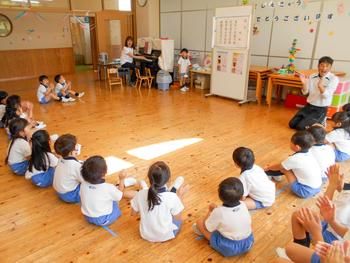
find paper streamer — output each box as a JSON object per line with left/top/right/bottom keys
{"left": 15, "top": 11, "right": 27, "bottom": 20}
{"left": 35, "top": 13, "right": 46, "bottom": 23}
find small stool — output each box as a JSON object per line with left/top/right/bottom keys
{"left": 118, "top": 68, "right": 130, "bottom": 86}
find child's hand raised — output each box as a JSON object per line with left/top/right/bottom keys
{"left": 317, "top": 196, "right": 336, "bottom": 223}
{"left": 118, "top": 170, "right": 128, "bottom": 180}
{"left": 326, "top": 164, "right": 343, "bottom": 191}
{"left": 297, "top": 207, "right": 322, "bottom": 235}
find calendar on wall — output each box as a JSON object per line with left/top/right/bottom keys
{"left": 214, "top": 16, "right": 250, "bottom": 49}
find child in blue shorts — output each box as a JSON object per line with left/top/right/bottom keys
{"left": 37, "top": 75, "right": 69, "bottom": 104}
{"left": 25, "top": 130, "right": 58, "bottom": 187}
{"left": 54, "top": 74, "right": 84, "bottom": 101}
{"left": 193, "top": 177, "right": 254, "bottom": 257}
{"left": 325, "top": 111, "right": 350, "bottom": 162}
{"left": 53, "top": 134, "right": 83, "bottom": 203}
{"left": 6, "top": 118, "right": 32, "bottom": 175}
{"left": 265, "top": 131, "right": 322, "bottom": 199}
{"left": 80, "top": 156, "right": 136, "bottom": 226}
{"left": 233, "top": 147, "right": 275, "bottom": 210}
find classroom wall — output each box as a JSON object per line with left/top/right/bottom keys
{"left": 0, "top": 10, "right": 74, "bottom": 81}
{"left": 160, "top": 0, "right": 350, "bottom": 76}
{"left": 136, "top": 0, "right": 160, "bottom": 39}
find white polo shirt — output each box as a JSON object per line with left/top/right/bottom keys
{"left": 240, "top": 165, "right": 275, "bottom": 207}
{"left": 178, "top": 57, "right": 191, "bottom": 74}
{"left": 53, "top": 157, "right": 84, "bottom": 194}
{"left": 55, "top": 82, "right": 66, "bottom": 94}
{"left": 7, "top": 138, "right": 31, "bottom": 165}
{"left": 309, "top": 144, "right": 336, "bottom": 179}
{"left": 281, "top": 151, "right": 322, "bottom": 189}
{"left": 303, "top": 72, "right": 339, "bottom": 107}
{"left": 120, "top": 47, "right": 133, "bottom": 65}
{"left": 328, "top": 190, "right": 350, "bottom": 239}
{"left": 37, "top": 84, "right": 47, "bottom": 101}
{"left": 205, "top": 202, "right": 252, "bottom": 240}
{"left": 0, "top": 104, "right": 5, "bottom": 120}
{"left": 326, "top": 129, "right": 350, "bottom": 155}
{"left": 25, "top": 152, "right": 58, "bottom": 179}
{"left": 131, "top": 189, "right": 184, "bottom": 242}
{"left": 80, "top": 182, "right": 123, "bottom": 218}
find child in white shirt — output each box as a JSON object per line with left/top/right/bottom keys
{"left": 54, "top": 74, "right": 84, "bottom": 101}
{"left": 131, "top": 161, "right": 189, "bottom": 242}
{"left": 284, "top": 164, "right": 350, "bottom": 263}
{"left": 25, "top": 130, "right": 58, "bottom": 188}
{"left": 37, "top": 75, "right": 69, "bottom": 104}
{"left": 80, "top": 156, "right": 136, "bottom": 226}
{"left": 308, "top": 125, "right": 336, "bottom": 182}
{"left": 232, "top": 147, "right": 275, "bottom": 210}
{"left": 6, "top": 118, "right": 32, "bottom": 175}
{"left": 0, "top": 90, "right": 8, "bottom": 127}
{"left": 178, "top": 48, "right": 191, "bottom": 92}
{"left": 325, "top": 111, "right": 350, "bottom": 162}
{"left": 193, "top": 177, "right": 254, "bottom": 257}
{"left": 53, "top": 134, "right": 83, "bottom": 203}
{"left": 265, "top": 131, "right": 322, "bottom": 198}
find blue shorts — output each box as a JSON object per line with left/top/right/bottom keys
{"left": 30, "top": 167, "right": 55, "bottom": 188}
{"left": 311, "top": 252, "right": 320, "bottom": 263}
{"left": 85, "top": 201, "right": 121, "bottom": 226}
{"left": 210, "top": 232, "right": 254, "bottom": 257}
{"left": 58, "top": 184, "right": 81, "bottom": 203}
{"left": 321, "top": 221, "right": 338, "bottom": 243}
{"left": 39, "top": 97, "right": 49, "bottom": 104}
{"left": 253, "top": 200, "right": 266, "bottom": 210}
{"left": 172, "top": 217, "right": 182, "bottom": 236}
{"left": 10, "top": 160, "right": 29, "bottom": 176}
{"left": 334, "top": 149, "right": 350, "bottom": 162}
{"left": 290, "top": 181, "right": 320, "bottom": 199}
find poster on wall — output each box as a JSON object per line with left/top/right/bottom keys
{"left": 231, "top": 52, "right": 244, "bottom": 75}
{"left": 214, "top": 16, "right": 249, "bottom": 49}
{"left": 216, "top": 51, "right": 228, "bottom": 72}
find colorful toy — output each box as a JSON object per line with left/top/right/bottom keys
{"left": 286, "top": 39, "right": 301, "bottom": 74}
{"left": 327, "top": 79, "right": 350, "bottom": 118}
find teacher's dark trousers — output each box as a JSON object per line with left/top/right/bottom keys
{"left": 289, "top": 103, "right": 328, "bottom": 130}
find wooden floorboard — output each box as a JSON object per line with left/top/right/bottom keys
{"left": 0, "top": 71, "right": 349, "bottom": 262}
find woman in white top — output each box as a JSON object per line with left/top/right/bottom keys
{"left": 121, "top": 36, "right": 146, "bottom": 86}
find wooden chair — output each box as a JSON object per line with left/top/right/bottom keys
{"left": 145, "top": 67, "right": 155, "bottom": 87}
{"left": 107, "top": 68, "right": 123, "bottom": 91}
{"left": 135, "top": 68, "right": 150, "bottom": 89}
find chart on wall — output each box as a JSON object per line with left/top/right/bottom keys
{"left": 214, "top": 16, "right": 249, "bottom": 49}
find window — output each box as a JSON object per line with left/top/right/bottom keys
{"left": 118, "top": 0, "right": 131, "bottom": 11}
{"left": 103, "top": 0, "right": 131, "bottom": 11}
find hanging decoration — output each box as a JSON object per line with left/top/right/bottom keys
{"left": 242, "top": 0, "right": 249, "bottom": 5}
{"left": 286, "top": 39, "right": 301, "bottom": 73}
{"left": 15, "top": 11, "right": 28, "bottom": 20}
{"left": 34, "top": 13, "right": 46, "bottom": 23}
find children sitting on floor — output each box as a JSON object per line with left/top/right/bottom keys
{"left": 80, "top": 156, "right": 136, "bottom": 226}
{"left": 325, "top": 111, "right": 350, "bottom": 162}
{"left": 0, "top": 91, "right": 8, "bottom": 127}
{"left": 178, "top": 48, "right": 191, "bottom": 92}
{"left": 54, "top": 74, "right": 84, "bottom": 101}
{"left": 6, "top": 118, "right": 32, "bottom": 175}
{"left": 282, "top": 164, "right": 350, "bottom": 263}
{"left": 25, "top": 130, "right": 58, "bottom": 188}
{"left": 265, "top": 131, "right": 322, "bottom": 199}
{"left": 53, "top": 134, "right": 83, "bottom": 203}
{"left": 308, "top": 125, "right": 336, "bottom": 183}
{"left": 232, "top": 147, "right": 275, "bottom": 210}
{"left": 37, "top": 75, "right": 70, "bottom": 104}
{"left": 131, "top": 161, "right": 189, "bottom": 242}
{"left": 193, "top": 177, "right": 254, "bottom": 257}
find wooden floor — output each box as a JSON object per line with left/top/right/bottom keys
{"left": 0, "top": 72, "right": 347, "bottom": 262}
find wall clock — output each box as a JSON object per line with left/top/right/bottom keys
{"left": 0, "top": 14, "right": 13, "bottom": 37}
{"left": 137, "top": 0, "right": 148, "bottom": 7}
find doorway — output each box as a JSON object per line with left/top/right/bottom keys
{"left": 70, "top": 16, "right": 97, "bottom": 72}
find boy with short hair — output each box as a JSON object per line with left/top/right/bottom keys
{"left": 37, "top": 75, "right": 69, "bottom": 104}
{"left": 178, "top": 48, "right": 191, "bottom": 92}
{"left": 289, "top": 56, "right": 339, "bottom": 130}
{"left": 265, "top": 131, "right": 322, "bottom": 198}
{"left": 308, "top": 125, "right": 335, "bottom": 182}
{"left": 54, "top": 74, "right": 84, "bottom": 101}
{"left": 193, "top": 177, "right": 254, "bottom": 257}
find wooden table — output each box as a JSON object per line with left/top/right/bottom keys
{"left": 266, "top": 70, "right": 346, "bottom": 106}
{"left": 190, "top": 69, "right": 212, "bottom": 89}
{"left": 249, "top": 65, "right": 273, "bottom": 104}
{"left": 97, "top": 62, "right": 120, "bottom": 80}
